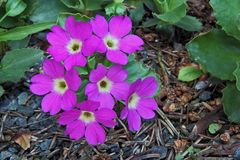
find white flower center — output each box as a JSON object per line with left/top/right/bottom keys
{"left": 103, "top": 34, "right": 119, "bottom": 50}
{"left": 67, "top": 39, "right": 82, "bottom": 54}
{"left": 53, "top": 78, "right": 68, "bottom": 94}
{"left": 97, "top": 77, "right": 112, "bottom": 93}
{"left": 128, "top": 93, "right": 140, "bottom": 109}
{"left": 79, "top": 111, "right": 95, "bottom": 124}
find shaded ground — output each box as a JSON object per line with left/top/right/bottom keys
{"left": 0, "top": 0, "right": 240, "bottom": 159}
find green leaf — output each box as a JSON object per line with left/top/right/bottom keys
{"left": 210, "top": 0, "right": 240, "bottom": 40}
{"left": 0, "top": 85, "right": 4, "bottom": 97}
{"left": 142, "top": 18, "right": 159, "bottom": 28}
{"left": 8, "top": 37, "right": 30, "bottom": 49}
{"left": 76, "top": 79, "right": 88, "bottom": 102}
{"left": 0, "top": 48, "right": 44, "bottom": 83}
{"left": 60, "top": 0, "right": 85, "bottom": 11}
{"left": 178, "top": 66, "right": 203, "bottom": 82}
{"left": 57, "top": 12, "right": 90, "bottom": 28}
{"left": 208, "top": 123, "right": 222, "bottom": 134}
{"left": 0, "top": 22, "right": 54, "bottom": 41}
{"left": 129, "top": 1, "right": 144, "bottom": 24}
{"left": 82, "top": 0, "right": 105, "bottom": 11}
{"left": 29, "top": 0, "right": 70, "bottom": 23}
{"left": 186, "top": 29, "right": 240, "bottom": 80}
{"left": 233, "top": 61, "right": 240, "bottom": 91}
{"left": 105, "top": 2, "right": 126, "bottom": 16}
{"left": 6, "top": 0, "right": 27, "bottom": 17}
{"left": 124, "top": 55, "right": 161, "bottom": 95}
{"left": 223, "top": 83, "right": 240, "bottom": 123}
{"left": 175, "top": 15, "right": 202, "bottom": 31}
{"left": 87, "top": 56, "right": 96, "bottom": 70}
{"left": 76, "top": 67, "right": 88, "bottom": 76}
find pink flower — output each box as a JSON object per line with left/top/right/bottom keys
{"left": 90, "top": 15, "right": 144, "bottom": 65}
{"left": 85, "top": 64, "right": 129, "bottom": 109}
{"left": 58, "top": 100, "right": 117, "bottom": 145}
{"left": 47, "top": 16, "right": 98, "bottom": 70}
{"left": 120, "top": 77, "right": 158, "bottom": 132}
{"left": 30, "top": 59, "right": 81, "bottom": 115}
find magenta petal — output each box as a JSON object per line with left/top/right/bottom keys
{"left": 85, "top": 83, "right": 99, "bottom": 97}
{"left": 138, "top": 98, "right": 158, "bottom": 110}
{"left": 41, "top": 92, "right": 61, "bottom": 115}
{"left": 65, "top": 16, "right": 92, "bottom": 41}
{"left": 109, "top": 16, "right": 132, "bottom": 38}
{"left": 107, "top": 65, "right": 128, "bottom": 82}
{"left": 97, "top": 93, "right": 115, "bottom": 109}
{"left": 127, "top": 109, "right": 141, "bottom": 131}
{"left": 61, "top": 90, "right": 77, "bottom": 110}
{"left": 47, "top": 26, "right": 69, "bottom": 46}
{"left": 89, "top": 64, "right": 107, "bottom": 82}
{"left": 136, "top": 105, "right": 155, "bottom": 119}
{"left": 43, "top": 59, "right": 64, "bottom": 78}
{"left": 106, "top": 50, "right": 128, "bottom": 65}
{"left": 76, "top": 100, "right": 100, "bottom": 112}
{"left": 85, "top": 122, "right": 106, "bottom": 145}
{"left": 95, "top": 108, "right": 117, "bottom": 127}
{"left": 136, "top": 77, "right": 158, "bottom": 97}
{"left": 111, "top": 82, "right": 129, "bottom": 100}
{"left": 65, "top": 120, "right": 85, "bottom": 140}
{"left": 120, "top": 34, "right": 144, "bottom": 54}
{"left": 47, "top": 46, "right": 68, "bottom": 62}
{"left": 91, "top": 15, "right": 108, "bottom": 38}
{"left": 120, "top": 107, "right": 128, "bottom": 119}
{"left": 82, "top": 35, "right": 100, "bottom": 56}
{"left": 96, "top": 39, "right": 107, "bottom": 53}
{"left": 65, "top": 69, "right": 81, "bottom": 91}
{"left": 64, "top": 54, "right": 87, "bottom": 70}
{"left": 30, "top": 74, "right": 52, "bottom": 95}
{"left": 58, "top": 110, "right": 81, "bottom": 125}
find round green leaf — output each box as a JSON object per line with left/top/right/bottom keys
{"left": 223, "top": 83, "right": 240, "bottom": 123}
{"left": 210, "top": 0, "right": 240, "bottom": 40}
{"left": 6, "top": 0, "right": 27, "bottom": 17}
{"left": 186, "top": 29, "right": 240, "bottom": 80}
{"left": 178, "top": 66, "right": 203, "bottom": 82}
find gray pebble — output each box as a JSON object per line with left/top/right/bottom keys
{"left": 8, "top": 147, "right": 18, "bottom": 153}
{"left": 7, "top": 100, "right": 18, "bottom": 111}
{"left": 17, "top": 92, "right": 28, "bottom": 105}
{"left": 0, "top": 151, "right": 12, "bottom": 160}
{"left": 14, "top": 117, "right": 27, "bottom": 126}
{"left": 17, "top": 106, "right": 34, "bottom": 116}
{"left": 195, "top": 81, "right": 207, "bottom": 90}
{"left": 9, "top": 155, "right": 19, "bottom": 160}
{"left": 234, "top": 148, "right": 240, "bottom": 160}
{"left": 39, "top": 139, "right": 52, "bottom": 151}
{"left": 199, "top": 91, "right": 211, "bottom": 101}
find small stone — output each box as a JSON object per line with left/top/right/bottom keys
{"left": 195, "top": 81, "right": 207, "bottom": 90}
{"left": 199, "top": 91, "right": 211, "bottom": 101}
{"left": 7, "top": 100, "right": 18, "bottom": 111}
{"left": 17, "top": 92, "right": 28, "bottom": 105}
{"left": 14, "top": 117, "right": 27, "bottom": 126}
{"left": 220, "top": 132, "right": 230, "bottom": 143}
{"left": 147, "top": 146, "right": 168, "bottom": 159}
{"left": 8, "top": 147, "right": 18, "bottom": 153}
{"left": 0, "top": 151, "right": 12, "bottom": 160}
{"left": 234, "top": 148, "right": 240, "bottom": 160}
{"left": 17, "top": 106, "right": 34, "bottom": 116}
{"left": 38, "top": 139, "right": 52, "bottom": 151}
{"left": 9, "top": 155, "right": 19, "bottom": 160}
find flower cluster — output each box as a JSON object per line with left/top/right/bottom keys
{"left": 30, "top": 15, "right": 158, "bottom": 145}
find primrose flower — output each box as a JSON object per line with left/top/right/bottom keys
{"left": 85, "top": 64, "right": 129, "bottom": 109}
{"left": 47, "top": 16, "right": 98, "bottom": 70}
{"left": 91, "top": 15, "right": 144, "bottom": 65}
{"left": 58, "top": 100, "right": 117, "bottom": 145}
{"left": 120, "top": 77, "right": 158, "bottom": 132}
{"left": 30, "top": 59, "right": 81, "bottom": 115}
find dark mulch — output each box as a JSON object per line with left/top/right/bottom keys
{"left": 0, "top": 0, "right": 240, "bottom": 159}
